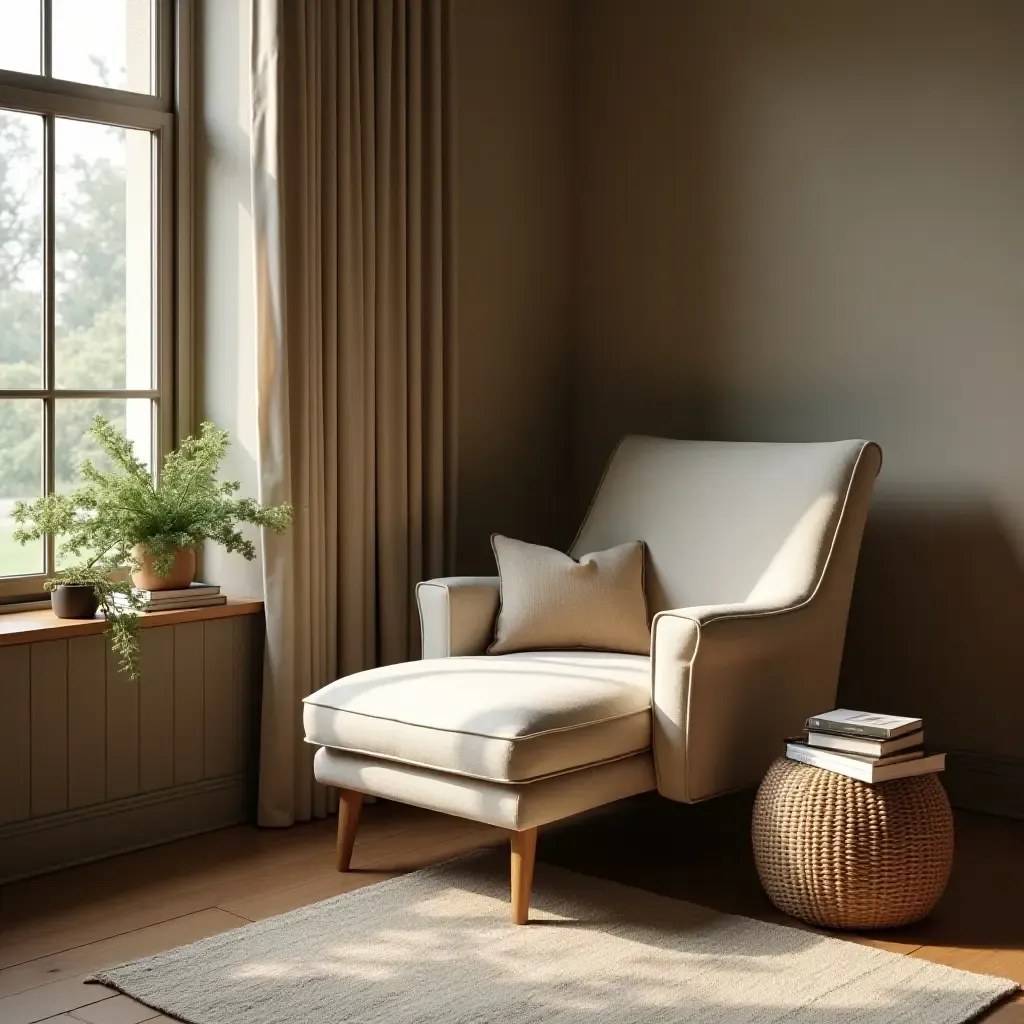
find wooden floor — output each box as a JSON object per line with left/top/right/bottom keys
{"left": 0, "top": 793, "right": 1021, "bottom": 1023}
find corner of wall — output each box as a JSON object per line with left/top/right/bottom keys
{"left": 452, "top": 0, "right": 576, "bottom": 573}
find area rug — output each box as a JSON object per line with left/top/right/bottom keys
{"left": 90, "top": 851, "right": 1017, "bottom": 1024}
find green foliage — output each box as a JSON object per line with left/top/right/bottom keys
{"left": 13, "top": 417, "right": 292, "bottom": 679}
{"left": 46, "top": 566, "right": 143, "bottom": 680}
{"left": 55, "top": 150, "right": 127, "bottom": 334}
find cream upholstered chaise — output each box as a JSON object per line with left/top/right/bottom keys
{"left": 304, "top": 437, "right": 882, "bottom": 923}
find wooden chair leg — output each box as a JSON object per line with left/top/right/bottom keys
{"left": 335, "top": 789, "right": 364, "bottom": 872}
{"left": 510, "top": 827, "right": 538, "bottom": 925}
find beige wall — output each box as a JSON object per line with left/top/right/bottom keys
{"left": 452, "top": 0, "right": 574, "bottom": 574}
{"left": 573, "top": 0, "right": 1024, "bottom": 765}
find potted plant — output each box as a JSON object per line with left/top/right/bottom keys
{"left": 13, "top": 416, "right": 292, "bottom": 679}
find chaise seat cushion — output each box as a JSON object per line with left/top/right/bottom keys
{"left": 303, "top": 651, "right": 652, "bottom": 784}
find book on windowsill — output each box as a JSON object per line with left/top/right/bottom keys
{"left": 805, "top": 729, "right": 924, "bottom": 758}
{"left": 112, "top": 583, "right": 225, "bottom": 612}
{"left": 805, "top": 709, "right": 923, "bottom": 740}
{"left": 125, "top": 582, "right": 221, "bottom": 602}
{"left": 113, "top": 595, "right": 228, "bottom": 612}
{"left": 786, "top": 740, "right": 944, "bottom": 783}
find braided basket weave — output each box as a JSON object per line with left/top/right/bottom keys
{"left": 752, "top": 757, "right": 954, "bottom": 929}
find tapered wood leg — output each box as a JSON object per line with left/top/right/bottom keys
{"left": 335, "top": 789, "right": 364, "bottom": 872}
{"left": 510, "top": 827, "right": 538, "bottom": 925}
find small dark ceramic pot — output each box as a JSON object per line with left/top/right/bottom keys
{"left": 51, "top": 584, "right": 100, "bottom": 620}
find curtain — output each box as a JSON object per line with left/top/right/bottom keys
{"left": 250, "top": 0, "right": 453, "bottom": 827}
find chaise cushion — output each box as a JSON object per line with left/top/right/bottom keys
{"left": 303, "top": 651, "right": 652, "bottom": 784}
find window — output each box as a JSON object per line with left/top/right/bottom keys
{"left": 0, "top": 0, "right": 180, "bottom": 599}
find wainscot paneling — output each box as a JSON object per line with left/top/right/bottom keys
{"left": 67, "top": 634, "right": 107, "bottom": 809}
{"left": 0, "top": 645, "right": 31, "bottom": 826}
{"left": 0, "top": 612, "right": 264, "bottom": 882}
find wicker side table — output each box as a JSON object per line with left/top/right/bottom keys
{"left": 752, "top": 757, "right": 954, "bottom": 929}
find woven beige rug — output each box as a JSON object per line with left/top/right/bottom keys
{"left": 91, "top": 851, "right": 1016, "bottom": 1024}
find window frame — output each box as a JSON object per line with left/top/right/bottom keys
{"left": 0, "top": 0, "right": 188, "bottom": 603}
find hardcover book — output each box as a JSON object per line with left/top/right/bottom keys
{"left": 805, "top": 709, "right": 922, "bottom": 740}
{"left": 787, "top": 739, "right": 923, "bottom": 767}
{"left": 786, "top": 741, "right": 944, "bottom": 783}
{"left": 113, "top": 588, "right": 226, "bottom": 612}
{"left": 130, "top": 596, "right": 227, "bottom": 612}
{"left": 805, "top": 729, "right": 924, "bottom": 758}
{"left": 126, "top": 582, "right": 221, "bottom": 603}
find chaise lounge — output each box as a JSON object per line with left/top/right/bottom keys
{"left": 303, "top": 435, "right": 882, "bottom": 922}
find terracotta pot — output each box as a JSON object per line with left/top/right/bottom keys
{"left": 51, "top": 584, "right": 100, "bottom": 620}
{"left": 131, "top": 544, "right": 196, "bottom": 591}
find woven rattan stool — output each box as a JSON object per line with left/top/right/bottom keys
{"left": 752, "top": 757, "right": 954, "bottom": 929}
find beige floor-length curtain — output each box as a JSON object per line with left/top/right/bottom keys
{"left": 250, "top": 0, "right": 453, "bottom": 827}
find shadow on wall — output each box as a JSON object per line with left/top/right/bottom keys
{"left": 570, "top": 0, "right": 1024, "bottom": 774}
{"left": 839, "top": 497, "right": 1024, "bottom": 761}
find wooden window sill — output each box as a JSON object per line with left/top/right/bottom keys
{"left": 0, "top": 598, "right": 264, "bottom": 647}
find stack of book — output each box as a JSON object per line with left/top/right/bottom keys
{"left": 113, "top": 582, "right": 227, "bottom": 613}
{"left": 786, "top": 709, "right": 945, "bottom": 783}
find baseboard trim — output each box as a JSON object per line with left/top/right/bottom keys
{"left": 944, "top": 749, "right": 1024, "bottom": 820}
{"left": 1, "top": 751, "right": 1017, "bottom": 882}
{"left": 0, "top": 774, "right": 251, "bottom": 883}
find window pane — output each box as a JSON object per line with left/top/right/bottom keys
{"left": 52, "top": 0, "right": 152, "bottom": 94}
{"left": 0, "top": 399, "right": 43, "bottom": 577}
{"left": 55, "top": 397, "right": 152, "bottom": 493}
{"left": 0, "top": 109, "right": 44, "bottom": 388}
{"left": 0, "top": 0, "right": 42, "bottom": 76}
{"left": 55, "top": 119, "right": 153, "bottom": 390}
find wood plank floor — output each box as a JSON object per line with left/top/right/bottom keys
{"left": 0, "top": 793, "right": 1020, "bottom": 1023}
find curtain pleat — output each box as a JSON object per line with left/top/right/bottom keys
{"left": 250, "top": 0, "right": 453, "bottom": 827}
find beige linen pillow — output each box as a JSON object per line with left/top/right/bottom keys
{"left": 488, "top": 534, "right": 650, "bottom": 655}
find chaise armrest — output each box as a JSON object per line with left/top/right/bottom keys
{"left": 416, "top": 577, "right": 501, "bottom": 658}
{"left": 651, "top": 597, "right": 843, "bottom": 803}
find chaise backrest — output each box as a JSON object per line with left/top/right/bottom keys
{"left": 571, "top": 436, "right": 882, "bottom": 616}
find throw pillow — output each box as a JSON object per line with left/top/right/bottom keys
{"left": 488, "top": 534, "right": 650, "bottom": 655}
